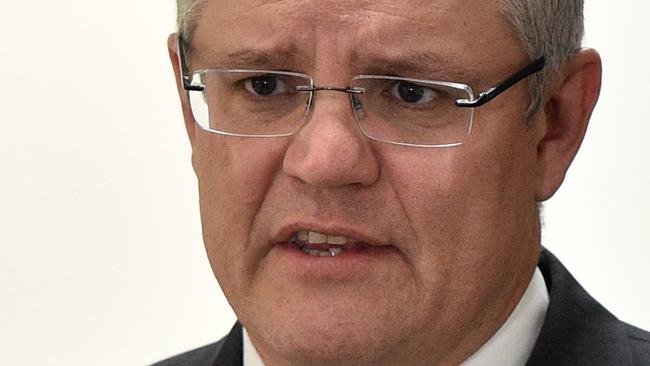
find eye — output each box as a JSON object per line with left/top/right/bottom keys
{"left": 244, "top": 75, "right": 289, "bottom": 96}
{"left": 390, "top": 81, "right": 436, "bottom": 104}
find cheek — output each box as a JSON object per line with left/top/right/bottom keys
{"left": 375, "top": 131, "right": 539, "bottom": 329}
{"left": 193, "top": 133, "right": 288, "bottom": 281}
{"left": 379, "top": 122, "right": 537, "bottom": 268}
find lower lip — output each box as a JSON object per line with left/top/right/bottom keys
{"left": 272, "top": 242, "right": 400, "bottom": 279}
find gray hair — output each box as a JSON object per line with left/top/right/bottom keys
{"left": 175, "top": 0, "right": 584, "bottom": 116}
{"left": 500, "top": 0, "right": 584, "bottom": 115}
{"left": 175, "top": 0, "right": 204, "bottom": 51}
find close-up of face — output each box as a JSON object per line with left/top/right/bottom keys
{"left": 168, "top": 0, "right": 593, "bottom": 365}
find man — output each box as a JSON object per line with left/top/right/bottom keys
{"left": 156, "top": 0, "right": 650, "bottom": 365}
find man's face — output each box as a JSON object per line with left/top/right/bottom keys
{"left": 180, "top": 0, "right": 544, "bottom": 364}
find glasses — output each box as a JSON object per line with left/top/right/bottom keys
{"left": 179, "top": 43, "right": 545, "bottom": 148}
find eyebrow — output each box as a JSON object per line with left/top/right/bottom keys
{"left": 199, "top": 47, "right": 477, "bottom": 83}
{"left": 351, "top": 51, "right": 477, "bottom": 82}
{"left": 208, "top": 46, "right": 303, "bottom": 70}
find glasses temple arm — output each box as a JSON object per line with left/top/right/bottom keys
{"left": 177, "top": 35, "right": 205, "bottom": 92}
{"left": 455, "top": 56, "right": 546, "bottom": 108}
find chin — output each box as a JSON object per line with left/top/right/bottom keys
{"left": 244, "top": 299, "right": 408, "bottom": 366}
{"left": 266, "top": 327, "right": 392, "bottom": 366}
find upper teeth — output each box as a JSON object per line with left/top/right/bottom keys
{"left": 296, "top": 230, "right": 354, "bottom": 245}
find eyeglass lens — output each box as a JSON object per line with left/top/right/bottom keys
{"left": 188, "top": 71, "right": 473, "bottom": 145}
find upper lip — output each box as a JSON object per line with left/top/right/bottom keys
{"left": 272, "top": 222, "right": 390, "bottom": 248}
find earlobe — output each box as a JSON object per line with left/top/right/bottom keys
{"left": 535, "top": 49, "right": 602, "bottom": 201}
{"left": 167, "top": 33, "right": 197, "bottom": 149}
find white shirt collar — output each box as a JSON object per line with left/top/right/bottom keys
{"left": 461, "top": 267, "right": 549, "bottom": 366}
{"left": 243, "top": 326, "right": 266, "bottom": 366}
{"left": 243, "top": 267, "right": 549, "bottom": 366}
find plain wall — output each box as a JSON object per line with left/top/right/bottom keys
{"left": 0, "top": 1, "right": 648, "bottom": 365}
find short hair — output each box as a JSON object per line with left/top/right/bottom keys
{"left": 175, "top": 0, "right": 203, "bottom": 51}
{"left": 175, "top": 0, "right": 584, "bottom": 116}
{"left": 500, "top": 0, "right": 584, "bottom": 115}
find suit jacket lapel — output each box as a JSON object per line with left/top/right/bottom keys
{"left": 213, "top": 322, "right": 244, "bottom": 366}
{"left": 526, "top": 250, "right": 633, "bottom": 366}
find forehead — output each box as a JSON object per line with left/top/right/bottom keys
{"left": 191, "top": 0, "right": 522, "bottom": 78}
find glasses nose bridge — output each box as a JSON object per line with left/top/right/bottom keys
{"left": 297, "top": 84, "right": 365, "bottom": 120}
{"left": 297, "top": 85, "right": 364, "bottom": 94}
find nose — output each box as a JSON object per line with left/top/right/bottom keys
{"left": 282, "top": 90, "right": 380, "bottom": 188}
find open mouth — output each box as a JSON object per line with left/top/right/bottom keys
{"left": 289, "top": 230, "right": 369, "bottom": 257}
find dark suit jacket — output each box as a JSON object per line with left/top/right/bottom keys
{"left": 152, "top": 250, "right": 650, "bottom": 365}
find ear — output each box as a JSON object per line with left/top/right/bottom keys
{"left": 535, "top": 49, "right": 602, "bottom": 201}
{"left": 167, "top": 33, "right": 198, "bottom": 155}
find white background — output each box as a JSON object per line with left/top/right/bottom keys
{"left": 0, "top": 1, "right": 648, "bottom": 365}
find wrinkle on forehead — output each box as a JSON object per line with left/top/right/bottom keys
{"left": 248, "top": 0, "right": 453, "bottom": 27}
{"left": 206, "top": 0, "right": 498, "bottom": 35}
{"left": 195, "top": 0, "right": 517, "bottom": 82}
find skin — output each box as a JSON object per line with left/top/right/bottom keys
{"left": 167, "top": 0, "right": 602, "bottom": 365}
